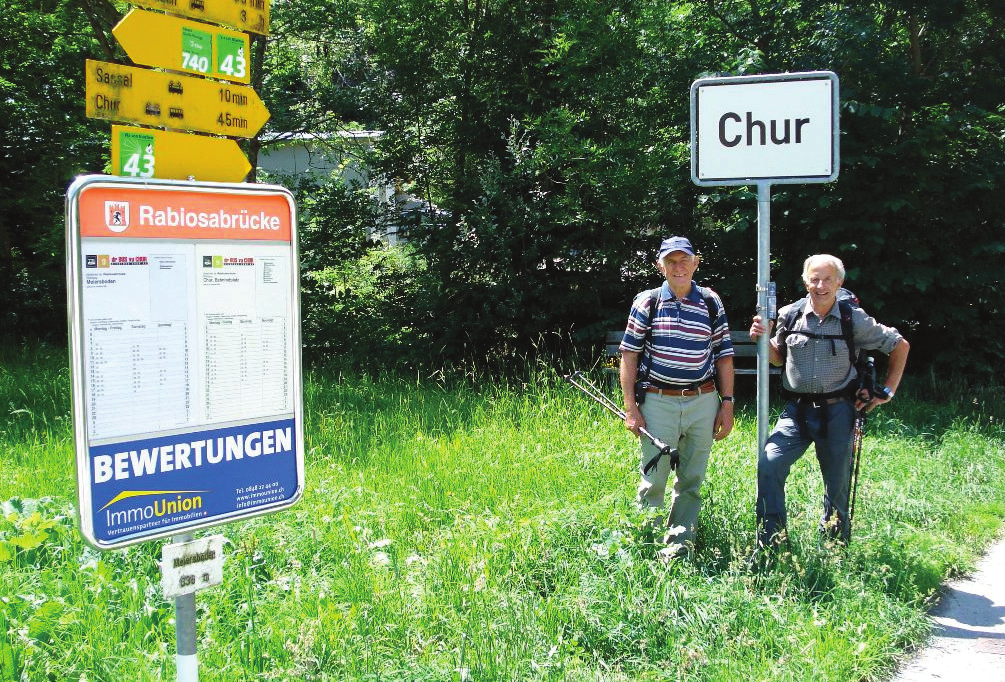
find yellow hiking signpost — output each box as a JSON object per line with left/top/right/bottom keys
{"left": 85, "top": 60, "right": 269, "bottom": 138}
{"left": 127, "top": 0, "right": 270, "bottom": 35}
{"left": 111, "top": 125, "right": 251, "bottom": 182}
{"left": 113, "top": 9, "right": 251, "bottom": 85}
{"left": 78, "top": 1, "right": 285, "bottom": 676}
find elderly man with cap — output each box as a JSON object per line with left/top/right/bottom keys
{"left": 619, "top": 236, "right": 735, "bottom": 561}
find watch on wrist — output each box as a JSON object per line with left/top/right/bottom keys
{"left": 721, "top": 396, "right": 735, "bottom": 403}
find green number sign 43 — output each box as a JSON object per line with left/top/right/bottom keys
{"left": 118, "top": 130, "right": 155, "bottom": 178}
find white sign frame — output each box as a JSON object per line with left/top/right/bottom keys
{"left": 66, "top": 175, "right": 305, "bottom": 549}
{"left": 691, "top": 71, "right": 839, "bottom": 186}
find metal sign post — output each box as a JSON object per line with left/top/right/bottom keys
{"left": 690, "top": 71, "right": 840, "bottom": 462}
{"left": 172, "top": 533, "right": 198, "bottom": 682}
{"left": 161, "top": 533, "right": 226, "bottom": 681}
{"left": 755, "top": 183, "right": 779, "bottom": 455}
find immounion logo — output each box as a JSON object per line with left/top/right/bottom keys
{"left": 101, "top": 490, "right": 208, "bottom": 529}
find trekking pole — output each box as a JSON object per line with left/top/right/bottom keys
{"left": 848, "top": 409, "right": 865, "bottom": 532}
{"left": 848, "top": 356, "right": 877, "bottom": 541}
{"left": 564, "top": 371, "right": 679, "bottom": 474}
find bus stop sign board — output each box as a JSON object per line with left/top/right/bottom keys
{"left": 66, "top": 175, "right": 304, "bottom": 549}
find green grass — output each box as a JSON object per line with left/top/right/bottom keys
{"left": 2, "top": 342, "right": 1004, "bottom": 680}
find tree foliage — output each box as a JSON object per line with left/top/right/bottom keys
{"left": 357, "top": 0, "right": 1005, "bottom": 373}
{"left": 0, "top": 0, "right": 107, "bottom": 337}
{"left": 682, "top": 0, "right": 1005, "bottom": 372}
{"left": 2, "top": 0, "right": 1003, "bottom": 373}
{"left": 359, "top": 0, "right": 693, "bottom": 366}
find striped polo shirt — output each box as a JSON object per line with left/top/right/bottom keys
{"left": 619, "top": 281, "right": 734, "bottom": 387}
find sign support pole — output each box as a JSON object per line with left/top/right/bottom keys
{"left": 756, "top": 182, "right": 772, "bottom": 458}
{"left": 174, "top": 533, "right": 198, "bottom": 682}
{"left": 689, "top": 70, "right": 839, "bottom": 544}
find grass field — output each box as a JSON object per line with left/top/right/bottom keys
{"left": 1, "top": 340, "right": 1004, "bottom": 680}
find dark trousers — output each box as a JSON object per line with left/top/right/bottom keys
{"left": 756, "top": 399, "right": 856, "bottom": 545}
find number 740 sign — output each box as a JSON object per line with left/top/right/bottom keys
{"left": 113, "top": 9, "right": 250, "bottom": 85}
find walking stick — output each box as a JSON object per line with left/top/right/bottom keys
{"left": 848, "top": 408, "right": 865, "bottom": 532}
{"left": 564, "top": 371, "right": 679, "bottom": 474}
{"left": 848, "top": 356, "right": 877, "bottom": 542}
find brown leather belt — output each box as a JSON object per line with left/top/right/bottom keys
{"left": 646, "top": 380, "right": 717, "bottom": 397}
{"left": 799, "top": 396, "right": 849, "bottom": 408}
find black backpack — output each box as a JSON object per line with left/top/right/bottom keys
{"left": 777, "top": 287, "right": 862, "bottom": 367}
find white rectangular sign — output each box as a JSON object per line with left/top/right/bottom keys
{"left": 162, "top": 534, "right": 226, "bottom": 597}
{"left": 691, "top": 71, "right": 839, "bottom": 186}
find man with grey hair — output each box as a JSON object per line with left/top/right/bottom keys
{"left": 749, "top": 254, "right": 909, "bottom": 547}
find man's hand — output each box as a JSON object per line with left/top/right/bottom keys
{"left": 714, "top": 402, "right": 734, "bottom": 440}
{"left": 856, "top": 388, "right": 892, "bottom": 413}
{"left": 749, "top": 315, "right": 771, "bottom": 340}
{"left": 624, "top": 404, "right": 645, "bottom": 436}
{"left": 749, "top": 315, "right": 783, "bottom": 366}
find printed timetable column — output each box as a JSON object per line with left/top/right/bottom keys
{"left": 87, "top": 320, "right": 190, "bottom": 438}
{"left": 197, "top": 245, "right": 292, "bottom": 425}
{"left": 81, "top": 245, "right": 197, "bottom": 440}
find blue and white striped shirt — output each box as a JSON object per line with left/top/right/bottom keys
{"left": 619, "top": 281, "right": 733, "bottom": 387}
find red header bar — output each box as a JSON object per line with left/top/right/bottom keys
{"left": 79, "top": 184, "right": 292, "bottom": 242}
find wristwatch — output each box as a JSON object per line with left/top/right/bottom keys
{"left": 720, "top": 396, "right": 735, "bottom": 403}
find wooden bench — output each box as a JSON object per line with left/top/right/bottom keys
{"left": 729, "top": 331, "right": 781, "bottom": 377}
{"left": 604, "top": 330, "right": 780, "bottom": 378}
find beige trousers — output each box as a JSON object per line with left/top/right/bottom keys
{"left": 637, "top": 390, "right": 718, "bottom": 547}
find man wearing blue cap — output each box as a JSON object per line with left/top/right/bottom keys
{"left": 619, "top": 236, "right": 735, "bottom": 561}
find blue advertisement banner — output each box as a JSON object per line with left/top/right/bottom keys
{"left": 88, "top": 418, "right": 298, "bottom": 544}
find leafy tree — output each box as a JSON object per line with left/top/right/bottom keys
{"left": 0, "top": 0, "right": 107, "bottom": 339}
{"left": 283, "top": 173, "right": 421, "bottom": 368}
{"left": 361, "top": 0, "right": 700, "bottom": 367}
{"left": 246, "top": 0, "right": 379, "bottom": 178}
{"left": 3, "top": 0, "right": 1003, "bottom": 376}
{"left": 683, "top": 0, "right": 1005, "bottom": 372}
{"left": 352, "top": 0, "right": 1004, "bottom": 373}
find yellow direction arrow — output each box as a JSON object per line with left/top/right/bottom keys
{"left": 85, "top": 60, "right": 269, "bottom": 138}
{"left": 126, "top": 0, "right": 269, "bottom": 35}
{"left": 113, "top": 9, "right": 250, "bottom": 85}
{"left": 111, "top": 125, "right": 251, "bottom": 182}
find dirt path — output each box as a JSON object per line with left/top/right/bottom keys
{"left": 891, "top": 532, "right": 1005, "bottom": 681}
